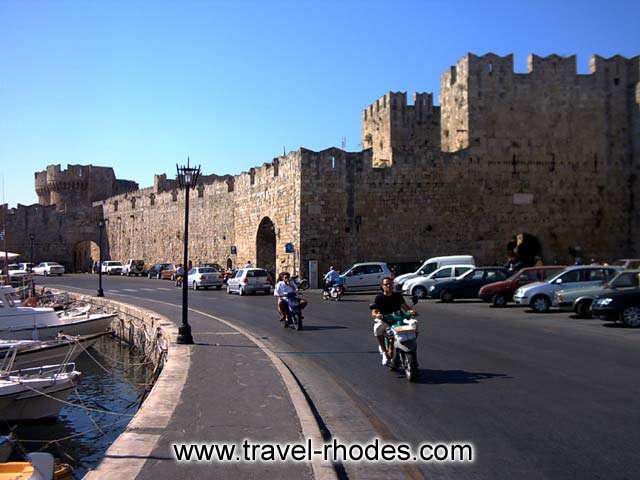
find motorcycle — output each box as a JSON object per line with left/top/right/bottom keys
{"left": 382, "top": 310, "right": 419, "bottom": 382}
{"left": 283, "top": 291, "right": 304, "bottom": 330}
{"left": 322, "top": 277, "right": 345, "bottom": 301}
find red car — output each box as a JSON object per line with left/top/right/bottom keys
{"left": 479, "top": 266, "right": 566, "bottom": 307}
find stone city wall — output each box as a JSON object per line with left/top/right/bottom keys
{"left": 98, "top": 152, "right": 302, "bottom": 273}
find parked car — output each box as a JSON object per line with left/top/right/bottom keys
{"left": 339, "top": 262, "right": 393, "bottom": 293}
{"left": 479, "top": 266, "right": 566, "bottom": 307}
{"left": 159, "top": 264, "right": 178, "bottom": 280}
{"left": 148, "top": 263, "right": 172, "bottom": 279}
{"left": 32, "top": 262, "right": 65, "bottom": 276}
{"left": 122, "top": 259, "right": 146, "bottom": 276}
{"left": 394, "top": 255, "right": 475, "bottom": 288}
{"left": 555, "top": 270, "right": 640, "bottom": 317}
{"left": 101, "top": 261, "right": 124, "bottom": 275}
{"left": 591, "top": 287, "right": 640, "bottom": 327}
{"left": 227, "top": 268, "right": 271, "bottom": 295}
{"left": 17, "top": 262, "right": 35, "bottom": 272}
{"left": 187, "top": 267, "right": 224, "bottom": 290}
{"left": 427, "top": 267, "right": 508, "bottom": 302}
{"left": 611, "top": 259, "right": 640, "bottom": 270}
{"left": 513, "top": 265, "right": 620, "bottom": 313}
{"left": 402, "top": 264, "right": 474, "bottom": 298}
{"left": 7, "top": 264, "right": 29, "bottom": 280}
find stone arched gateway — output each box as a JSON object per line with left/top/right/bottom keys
{"left": 256, "top": 217, "right": 276, "bottom": 275}
{"left": 73, "top": 240, "right": 100, "bottom": 273}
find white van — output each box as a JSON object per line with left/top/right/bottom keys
{"left": 394, "top": 255, "right": 475, "bottom": 287}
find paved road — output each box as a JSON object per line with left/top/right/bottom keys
{"left": 42, "top": 274, "right": 640, "bottom": 480}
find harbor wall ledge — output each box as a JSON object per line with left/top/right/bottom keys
{"left": 53, "top": 290, "right": 190, "bottom": 480}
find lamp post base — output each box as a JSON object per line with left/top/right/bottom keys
{"left": 96, "top": 289, "right": 104, "bottom": 297}
{"left": 177, "top": 324, "right": 194, "bottom": 345}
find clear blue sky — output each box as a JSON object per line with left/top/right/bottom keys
{"left": 1, "top": 0, "right": 638, "bottom": 207}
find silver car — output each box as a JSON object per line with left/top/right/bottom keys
{"left": 187, "top": 267, "right": 223, "bottom": 290}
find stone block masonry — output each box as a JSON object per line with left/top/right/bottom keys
{"left": 6, "top": 51, "right": 640, "bottom": 284}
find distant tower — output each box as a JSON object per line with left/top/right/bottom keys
{"left": 362, "top": 92, "right": 440, "bottom": 167}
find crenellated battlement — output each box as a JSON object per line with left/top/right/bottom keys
{"left": 363, "top": 91, "right": 437, "bottom": 121}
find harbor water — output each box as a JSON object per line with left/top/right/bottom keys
{"left": 1, "top": 335, "right": 154, "bottom": 478}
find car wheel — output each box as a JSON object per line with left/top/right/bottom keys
{"left": 440, "top": 290, "right": 454, "bottom": 303}
{"left": 413, "top": 286, "right": 427, "bottom": 299}
{"left": 264, "top": 288, "right": 270, "bottom": 295}
{"left": 531, "top": 295, "right": 551, "bottom": 313}
{"left": 575, "top": 300, "right": 592, "bottom": 319}
{"left": 216, "top": 285, "right": 222, "bottom": 290}
{"left": 621, "top": 306, "right": 640, "bottom": 328}
{"left": 492, "top": 293, "right": 507, "bottom": 307}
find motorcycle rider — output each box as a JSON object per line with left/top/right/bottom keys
{"left": 370, "top": 277, "right": 416, "bottom": 366}
{"left": 323, "top": 266, "right": 340, "bottom": 294}
{"left": 175, "top": 264, "right": 185, "bottom": 287}
{"left": 274, "top": 271, "right": 308, "bottom": 322}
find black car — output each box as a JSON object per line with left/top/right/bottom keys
{"left": 148, "top": 263, "right": 169, "bottom": 279}
{"left": 427, "top": 267, "right": 509, "bottom": 302}
{"left": 591, "top": 287, "right": 640, "bottom": 327}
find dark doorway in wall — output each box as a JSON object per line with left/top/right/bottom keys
{"left": 256, "top": 217, "right": 276, "bottom": 274}
{"left": 227, "top": 258, "right": 233, "bottom": 269}
{"left": 73, "top": 240, "right": 100, "bottom": 273}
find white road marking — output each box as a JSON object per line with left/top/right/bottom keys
{"left": 140, "top": 288, "right": 155, "bottom": 291}
{"left": 122, "top": 288, "right": 138, "bottom": 292}
{"left": 157, "top": 287, "right": 171, "bottom": 291}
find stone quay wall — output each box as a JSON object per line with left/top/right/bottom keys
{"left": 58, "top": 290, "right": 188, "bottom": 480}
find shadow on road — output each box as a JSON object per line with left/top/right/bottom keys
{"left": 416, "top": 369, "right": 511, "bottom": 385}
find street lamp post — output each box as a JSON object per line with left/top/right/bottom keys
{"left": 97, "top": 219, "right": 107, "bottom": 297}
{"left": 176, "top": 158, "right": 200, "bottom": 345}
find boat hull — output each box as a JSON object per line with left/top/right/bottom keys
{"left": 9, "top": 333, "right": 105, "bottom": 370}
{"left": 0, "top": 314, "right": 115, "bottom": 341}
{"left": 0, "top": 373, "right": 80, "bottom": 422}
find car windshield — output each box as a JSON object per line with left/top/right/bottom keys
{"left": 612, "top": 260, "right": 627, "bottom": 266}
{"left": 162, "top": 264, "right": 173, "bottom": 269}
{"left": 111, "top": 262, "right": 122, "bottom": 266}
{"left": 8, "top": 265, "right": 19, "bottom": 270}
{"left": 198, "top": 268, "right": 215, "bottom": 273}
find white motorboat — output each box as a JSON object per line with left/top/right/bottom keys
{"left": 0, "top": 286, "right": 116, "bottom": 340}
{"left": 0, "top": 349, "right": 82, "bottom": 422}
{"left": 0, "top": 332, "right": 107, "bottom": 370}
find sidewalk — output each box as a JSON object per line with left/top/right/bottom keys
{"left": 92, "top": 298, "right": 314, "bottom": 479}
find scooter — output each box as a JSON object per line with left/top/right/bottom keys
{"left": 322, "top": 278, "right": 345, "bottom": 301}
{"left": 283, "top": 291, "right": 303, "bottom": 331}
{"left": 382, "top": 310, "right": 419, "bottom": 382}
